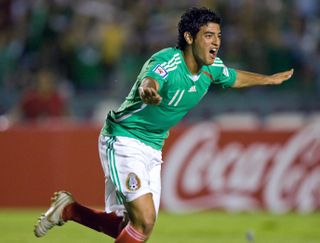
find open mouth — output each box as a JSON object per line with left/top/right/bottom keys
{"left": 209, "top": 48, "right": 217, "bottom": 58}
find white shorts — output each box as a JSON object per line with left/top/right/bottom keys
{"left": 98, "top": 135, "right": 163, "bottom": 216}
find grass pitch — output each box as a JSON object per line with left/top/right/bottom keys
{"left": 0, "top": 209, "right": 319, "bottom": 243}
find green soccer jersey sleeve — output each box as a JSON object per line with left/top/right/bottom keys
{"left": 208, "top": 57, "right": 237, "bottom": 88}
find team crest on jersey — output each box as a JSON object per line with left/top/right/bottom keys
{"left": 126, "top": 173, "right": 141, "bottom": 191}
{"left": 153, "top": 64, "right": 168, "bottom": 78}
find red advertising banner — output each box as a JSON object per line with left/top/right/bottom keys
{"left": 0, "top": 121, "right": 319, "bottom": 212}
{"left": 161, "top": 122, "right": 320, "bottom": 213}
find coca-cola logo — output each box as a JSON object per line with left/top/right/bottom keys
{"left": 162, "top": 122, "right": 320, "bottom": 213}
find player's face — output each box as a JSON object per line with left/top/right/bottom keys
{"left": 192, "top": 22, "right": 221, "bottom": 66}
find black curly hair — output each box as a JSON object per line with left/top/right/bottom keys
{"left": 176, "top": 7, "right": 221, "bottom": 50}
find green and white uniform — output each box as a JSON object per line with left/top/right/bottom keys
{"left": 99, "top": 47, "right": 236, "bottom": 214}
{"left": 101, "top": 47, "right": 236, "bottom": 150}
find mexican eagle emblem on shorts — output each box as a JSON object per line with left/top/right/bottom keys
{"left": 126, "top": 173, "right": 141, "bottom": 191}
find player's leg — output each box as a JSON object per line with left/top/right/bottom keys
{"left": 34, "top": 135, "right": 162, "bottom": 241}
{"left": 106, "top": 136, "right": 162, "bottom": 242}
{"left": 115, "top": 160, "right": 162, "bottom": 242}
{"left": 34, "top": 135, "right": 129, "bottom": 238}
{"left": 115, "top": 193, "right": 155, "bottom": 242}
{"left": 52, "top": 135, "right": 133, "bottom": 238}
{"left": 62, "top": 200, "right": 127, "bottom": 238}
{"left": 34, "top": 191, "right": 126, "bottom": 238}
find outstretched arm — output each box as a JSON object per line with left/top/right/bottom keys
{"left": 138, "top": 77, "right": 162, "bottom": 105}
{"left": 232, "top": 69, "right": 294, "bottom": 88}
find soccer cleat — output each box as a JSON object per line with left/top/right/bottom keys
{"left": 34, "top": 191, "right": 74, "bottom": 237}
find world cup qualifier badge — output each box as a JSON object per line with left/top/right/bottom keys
{"left": 126, "top": 173, "right": 141, "bottom": 191}
{"left": 153, "top": 64, "right": 168, "bottom": 78}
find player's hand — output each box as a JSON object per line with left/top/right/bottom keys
{"left": 139, "top": 86, "right": 162, "bottom": 105}
{"left": 268, "top": 68, "right": 294, "bottom": 85}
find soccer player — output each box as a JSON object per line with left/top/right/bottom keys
{"left": 34, "top": 7, "right": 293, "bottom": 242}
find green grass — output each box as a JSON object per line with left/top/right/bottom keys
{"left": 0, "top": 209, "right": 319, "bottom": 243}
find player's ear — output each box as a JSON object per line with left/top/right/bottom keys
{"left": 184, "top": 32, "right": 193, "bottom": 45}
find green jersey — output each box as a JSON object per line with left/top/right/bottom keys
{"left": 101, "top": 47, "right": 237, "bottom": 150}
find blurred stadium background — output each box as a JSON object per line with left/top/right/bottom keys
{"left": 0, "top": 0, "right": 319, "bottom": 242}
{"left": 0, "top": 0, "right": 319, "bottom": 123}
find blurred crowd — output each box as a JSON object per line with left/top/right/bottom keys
{"left": 0, "top": 0, "right": 319, "bottom": 124}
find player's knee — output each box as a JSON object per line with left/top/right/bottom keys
{"left": 134, "top": 211, "right": 156, "bottom": 236}
{"left": 126, "top": 193, "right": 157, "bottom": 236}
{"left": 142, "top": 214, "right": 156, "bottom": 234}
